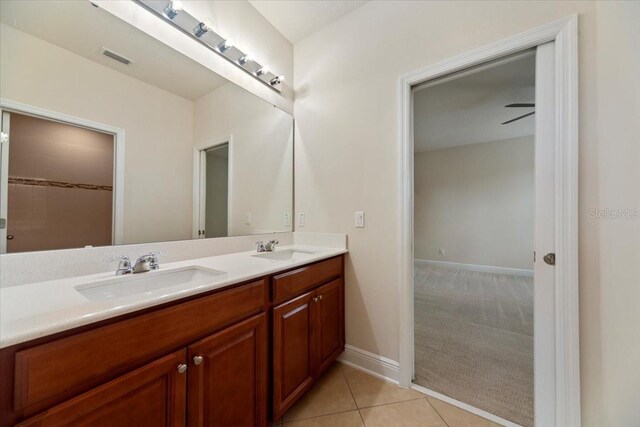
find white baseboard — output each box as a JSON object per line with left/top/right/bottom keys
{"left": 338, "top": 344, "right": 400, "bottom": 384}
{"left": 414, "top": 259, "right": 534, "bottom": 277}
{"left": 411, "top": 382, "right": 522, "bottom": 427}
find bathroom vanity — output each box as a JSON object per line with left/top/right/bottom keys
{"left": 0, "top": 251, "right": 345, "bottom": 427}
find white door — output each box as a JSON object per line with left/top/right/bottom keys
{"left": 0, "top": 111, "right": 10, "bottom": 254}
{"left": 534, "top": 41, "right": 556, "bottom": 426}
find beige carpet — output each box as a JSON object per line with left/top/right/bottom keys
{"left": 413, "top": 263, "right": 534, "bottom": 426}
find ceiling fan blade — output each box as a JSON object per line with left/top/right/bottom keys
{"left": 505, "top": 103, "right": 535, "bottom": 108}
{"left": 501, "top": 111, "right": 535, "bottom": 125}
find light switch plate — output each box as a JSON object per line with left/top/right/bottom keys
{"left": 297, "top": 212, "right": 305, "bottom": 227}
{"left": 355, "top": 211, "right": 365, "bottom": 228}
{"left": 284, "top": 213, "right": 291, "bottom": 227}
{"left": 244, "top": 212, "right": 251, "bottom": 225}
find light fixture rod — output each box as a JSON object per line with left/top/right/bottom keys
{"left": 133, "top": 0, "right": 283, "bottom": 92}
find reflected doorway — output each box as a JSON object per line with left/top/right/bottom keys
{"left": 194, "top": 139, "right": 231, "bottom": 239}
{"left": 0, "top": 111, "right": 116, "bottom": 253}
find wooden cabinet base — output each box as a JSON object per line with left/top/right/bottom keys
{"left": 0, "top": 255, "right": 345, "bottom": 427}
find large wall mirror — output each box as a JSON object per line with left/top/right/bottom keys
{"left": 0, "top": 0, "right": 293, "bottom": 254}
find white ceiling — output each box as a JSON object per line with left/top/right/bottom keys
{"left": 248, "top": 0, "right": 368, "bottom": 44}
{"left": 414, "top": 54, "right": 536, "bottom": 152}
{"left": 0, "top": 0, "right": 227, "bottom": 100}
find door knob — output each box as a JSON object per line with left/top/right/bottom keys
{"left": 193, "top": 355, "right": 203, "bottom": 365}
{"left": 177, "top": 363, "right": 187, "bottom": 374}
{"left": 7, "top": 235, "right": 14, "bottom": 240}
{"left": 543, "top": 253, "right": 556, "bottom": 266}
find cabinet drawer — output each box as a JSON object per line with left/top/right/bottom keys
{"left": 14, "top": 280, "right": 266, "bottom": 411}
{"left": 272, "top": 257, "right": 342, "bottom": 304}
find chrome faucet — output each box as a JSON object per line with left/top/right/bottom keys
{"left": 132, "top": 252, "right": 162, "bottom": 273}
{"left": 256, "top": 239, "right": 279, "bottom": 252}
{"left": 105, "top": 252, "right": 162, "bottom": 275}
{"left": 265, "top": 239, "right": 279, "bottom": 252}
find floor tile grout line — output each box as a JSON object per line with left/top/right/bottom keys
{"left": 423, "top": 395, "right": 451, "bottom": 427}
{"left": 282, "top": 408, "right": 361, "bottom": 424}
{"left": 283, "top": 364, "right": 359, "bottom": 424}
{"left": 356, "top": 396, "right": 426, "bottom": 410}
{"left": 338, "top": 363, "right": 368, "bottom": 426}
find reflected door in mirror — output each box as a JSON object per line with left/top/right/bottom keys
{"left": 0, "top": 112, "right": 115, "bottom": 253}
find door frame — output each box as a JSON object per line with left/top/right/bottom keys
{"left": 0, "top": 98, "right": 125, "bottom": 247}
{"left": 192, "top": 135, "right": 233, "bottom": 239}
{"left": 398, "top": 15, "right": 579, "bottom": 427}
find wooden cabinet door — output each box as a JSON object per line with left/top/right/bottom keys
{"left": 188, "top": 313, "right": 267, "bottom": 427}
{"left": 272, "top": 291, "right": 315, "bottom": 420}
{"left": 314, "top": 279, "right": 345, "bottom": 376}
{"left": 17, "top": 350, "right": 187, "bottom": 427}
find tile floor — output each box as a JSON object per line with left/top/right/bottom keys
{"left": 275, "top": 362, "right": 502, "bottom": 427}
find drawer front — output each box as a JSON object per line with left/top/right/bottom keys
{"left": 272, "top": 256, "right": 342, "bottom": 304}
{"left": 14, "top": 280, "right": 266, "bottom": 411}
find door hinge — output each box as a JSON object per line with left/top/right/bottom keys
{"left": 0, "top": 132, "right": 8, "bottom": 144}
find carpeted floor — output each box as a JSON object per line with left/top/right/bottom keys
{"left": 413, "top": 263, "right": 534, "bottom": 426}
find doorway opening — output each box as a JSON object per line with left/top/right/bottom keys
{"left": 0, "top": 110, "right": 118, "bottom": 253}
{"left": 399, "top": 15, "right": 580, "bottom": 427}
{"left": 193, "top": 138, "right": 232, "bottom": 239}
{"left": 412, "top": 51, "right": 535, "bottom": 426}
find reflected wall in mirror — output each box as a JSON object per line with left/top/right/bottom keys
{"left": 0, "top": 0, "right": 293, "bottom": 254}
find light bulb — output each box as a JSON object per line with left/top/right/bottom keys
{"left": 217, "top": 39, "right": 233, "bottom": 53}
{"left": 163, "top": 0, "right": 183, "bottom": 19}
{"left": 193, "top": 22, "right": 209, "bottom": 38}
{"left": 239, "top": 52, "right": 254, "bottom": 65}
{"left": 270, "top": 75, "right": 285, "bottom": 85}
{"left": 256, "top": 66, "right": 270, "bottom": 76}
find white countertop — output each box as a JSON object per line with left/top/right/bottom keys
{"left": 0, "top": 245, "right": 347, "bottom": 349}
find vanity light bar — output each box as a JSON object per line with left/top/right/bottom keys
{"left": 133, "top": 0, "right": 284, "bottom": 92}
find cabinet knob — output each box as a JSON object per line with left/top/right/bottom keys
{"left": 312, "top": 297, "right": 318, "bottom": 303}
{"left": 177, "top": 363, "right": 187, "bottom": 374}
{"left": 193, "top": 355, "right": 203, "bottom": 366}
{"left": 318, "top": 295, "right": 323, "bottom": 301}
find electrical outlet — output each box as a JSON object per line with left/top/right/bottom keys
{"left": 355, "top": 211, "right": 365, "bottom": 228}
{"left": 297, "top": 212, "right": 305, "bottom": 227}
{"left": 438, "top": 248, "right": 445, "bottom": 255}
{"left": 244, "top": 212, "right": 252, "bottom": 225}
{"left": 284, "top": 213, "right": 291, "bottom": 227}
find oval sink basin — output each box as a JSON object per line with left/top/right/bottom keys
{"left": 251, "top": 249, "right": 318, "bottom": 261}
{"left": 76, "top": 266, "right": 226, "bottom": 301}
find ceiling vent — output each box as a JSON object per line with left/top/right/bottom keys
{"left": 100, "top": 47, "right": 134, "bottom": 65}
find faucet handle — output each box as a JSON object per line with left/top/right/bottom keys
{"left": 148, "top": 251, "right": 165, "bottom": 270}
{"left": 104, "top": 255, "right": 129, "bottom": 263}
{"left": 104, "top": 255, "right": 132, "bottom": 275}
{"left": 256, "top": 241, "right": 266, "bottom": 252}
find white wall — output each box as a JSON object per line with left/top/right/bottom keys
{"left": 194, "top": 82, "right": 293, "bottom": 235}
{"left": 293, "top": 1, "right": 639, "bottom": 425}
{"left": 1, "top": 24, "right": 195, "bottom": 245}
{"left": 414, "top": 137, "right": 534, "bottom": 270}
{"left": 593, "top": 2, "right": 640, "bottom": 424}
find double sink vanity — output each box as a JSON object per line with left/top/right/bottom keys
{"left": 0, "top": 242, "right": 347, "bottom": 426}
{"left": 0, "top": 1, "right": 343, "bottom": 425}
